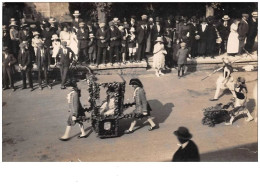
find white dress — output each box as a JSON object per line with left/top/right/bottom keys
{"left": 69, "top": 32, "right": 78, "bottom": 55}
{"left": 153, "top": 43, "right": 167, "bottom": 69}
{"left": 227, "top": 23, "right": 239, "bottom": 54}
{"left": 60, "top": 31, "right": 71, "bottom": 46}
{"left": 52, "top": 40, "right": 61, "bottom": 58}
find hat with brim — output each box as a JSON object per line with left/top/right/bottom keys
{"left": 173, "top": 127, "right": 192, "bottom": 140}
{"left": 155, "top": 37, "right": 164, "bottom": 42}
{"left": 130, "top": 27, "right": 135, "bottom": 32}
{"left": 99, "top": 22, "right": 106, "bottom": 28}
{"left": 155, "top": 17, "right": 160, "bottom": 22}
{"left": 9, "top": 23, "right": 18, "bottom": 27}
{"left": 33, "top": 31, "right": 40, "bottom": 36}
{"left": 51, "top": 34, "right": 59, "bottom": 40}
{"left": 10, "top": 18, "right": 16, "bottom": 22}
{"left": 89, "top": 33, "right": 95, "bottom": 38}
{"left": 20, "top": 24, "right": 28, "bottom": 28}
{"left": 129, "top": 78, "right": 143, "bottom": 88}
{"left": 222, "top": 15, "right": 230, "bottom": 20}
{"left": 73, "top": 10, "right": 81, "bottom": 16}
{"left": 61, "top": 41, "right": 67, "bottom": 46}
{"left": 141, "top": 14, "right": 148, "bottom": 20}
{"left": 242, "top": 13, "right": 249, "bottom": 18}
{"left": 118, "top": 26, "right": 124, "bottom": 31}
{"left": 113, "top": 17, "right": 120, "bottom": 23}
{"left": 252, "top": 12, "right": 258, "bottom": 17}
{"left": 79, "top": 22, "right": 85, "bottom": 27}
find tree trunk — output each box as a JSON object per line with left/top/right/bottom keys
{"left": 97, "top": 6, "right": 106, "bottom": 23}
{"left": 206, "top": 5, "right": 214, "bottom": 17}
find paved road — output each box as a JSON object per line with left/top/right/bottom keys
{"left": 2, "top": 70, "right": 258, "bottom": 162}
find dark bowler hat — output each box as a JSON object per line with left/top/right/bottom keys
{"left": 173, "top": 127, "right": 192, "bottom": 140}
{"left": 129, "top": 78, "right": 143, "bottom": 88}
{"left": 155, "top": 17, "right": 160, "bottom": 22}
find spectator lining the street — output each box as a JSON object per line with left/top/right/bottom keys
{"left": 176, "top": 42, "right": 189, "bottom": 78}
{"left": 227, "top": 19, "right": 240, "bottom": 56}
{"left": 153, "top": 37, "right": 167, "bottom": 77}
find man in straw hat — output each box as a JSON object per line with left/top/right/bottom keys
{"left": 35, "top": 42, "right": 52, "bottom": 90}
{"left": 172, "top": 126, "right": 200, "bottom": 162}
{"left": 237, "top": 13, "right": 249, "bottom": 55}
{"left": 96, "top": 22, "right": 109, "bottom": 66}
{"left": 2, "top": 46, "right": 17, "bottom": 91}
{"left": 59, "top": 82, "right": 88, "bottom": 141}
{"left": 72, "top": 10, "right": 81, "bottom": 33}
{"left": 124, "top": 78, "right": 158, "bottom": 134}
{"left": 245, "top": 11, "right": 258, "bottom": 53}
{"left": 77, "top": 22, "right": 89, "bottom": 65}
{"left": 18, "top": 41, "right": 33, "bottom": 91}
{"left": 57, "top": 41, "right": 76, "bottom": 89}
{"left": 108, "top": 21, "right": 121, "bottom": 64}
{"left": 217, "top": 15, "right": 231, "bottom": 54}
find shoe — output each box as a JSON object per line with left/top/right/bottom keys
{"left": 61, "top": 86, "right": 66, "bottom": 89}
{"left": 12, "top": 87, "right": 16, "bottom": 92}
{"left": 209, "top": 98, "right": 218, "bottom": 101}
{"left": 77, "top": 135, "right": 88, "bottom": 139}
{"left": 148, "top": 125, "right": 159, "bottom": 131}
{"left": 124, "top": 130, "right": 134, "bottom": 134}
{"left": 48, "top": 85, "right": 52, "bottom": 89}
{"left": 225, "top": 122, "right": 232, "bottom": 126}
{"left": 39, "top": 86, "right": 43, "bottom": 90}
{"left": 245, "top": 117, "right": 254, "bottom": 122}
{"left": 59, "top": 137, "right": 70, "bottom": 141}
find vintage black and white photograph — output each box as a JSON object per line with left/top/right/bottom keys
{"left": 1, "top": 0, "right": 258, "bottom": 166}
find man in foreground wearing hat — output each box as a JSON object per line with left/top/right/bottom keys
{"left": 172, "top": 126, "right": 200, "bottom": 162}
{"left": 57, "top": 41, "right": 76, "bottom": 89}
{"left": 59, "top": 82, "right": 88, "bottom": 141}
{"left": 124, "top": 78, "right": 158, "bottom": 134}
{"left": 77, "top": 22, "right": 89, "bottom": 65}
{"left": 108, "top": 21, "right": 121, "bottom": 65}
{"left": 18, "top": 41, "right": 33, "bottom": 91}
{"left": 245, "top": 11, "right": 258, "bottom": 53}
{"left": 2, "top": 46, "right": 17, "bottom": 91}
{"left": 237, "top": 13, "right": 249, "bottom": 55}
{"left": 218, "top": 15, "right": 231, "bottom": 54}
{"left": 35, "top": 42, "right": 52, "bottom": 90}
{"left": 96, "top": 22, "right": 110, "bottom": 66}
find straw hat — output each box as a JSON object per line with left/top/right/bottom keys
{"left": 252, "top": 11, "right": 258, "bottom": 17}
{"left": 113, "top": 17, "right": 120, "bottom": 23}
{"left": 9, "top": 22, "right": 18, "bottom": 27}
{"left": 180, "top": 42, "right": 186, "bottom": 47}
{"left": 89, "top": 33, "right": 95, "bottom": 38}
{"left": 79, "top": 22, "right": 85, "bottom": 27}
{"left": 141, "top": 15, "right": 148, "bottom": 20}
{"left": 130, "top": 27, "right": 135, "bottom": 32}
{"left": 222, "top": 15, "right": 230, "bottom": 21}
{"left": 51, "top": 34, "right": 59, "bottom": 40}
{"left": 155, "top": 37, "right": 164, "bottom": 42}
{"left": 73, "top": 10, "right": 81, "bottom": 16}
{"left": 99, "top": 22, "right": 106, "bottom": 28}
{"left": 33, "top": 31, "right": 40, "bottom": 36}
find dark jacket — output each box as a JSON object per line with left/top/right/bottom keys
{"left": 96, "top": 28, "right": 110, "bottom": 47}
{"left": 57, "top": 47, "right": 75, "bottom": 67}
{"left": 42, "top": 30, "right": 55, "bottom": 47}
{"left": 247, "top": 18, "right": 258, "bottom": 38}
{"left": 172, "top": 140, "right": 200, "bottom": 162}
{"left": 88, "top": 39, "right": 96, "bottom": 54}
{"left": 18, "top": 30, "right": 31, "bottom": 44}
{"left": 2, "top": 53, "right": 17, "bottom": 70}
{"left": 152, "top": 24, "right": 164, "bottom": 42}
{"left": 35, "top": 47, "right": 51, "bottom": 69}
{"left": 217, "top": 21, "right": 231, "bottom": 41}
{"left": 109, "top": 28, "right": 121, "bottom": 47}
{"left": 18, "top": 49, "right": 32, "bottom": 68}
{"left": 3, "top": 31, "right": 11, "bottom": 48}
{"left": 136, "top": 25, "right": 149, "bottom": 44}
{"left": 77, "top": 28, "right": 89, "bottom": 49}
{"left": 238, "top": 19, "right": 249, "bottom": 39}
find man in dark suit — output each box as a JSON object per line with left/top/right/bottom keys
{"left": 136, "top": 20, "right": 149, "bottom": 62}
{"left": 42, "top": 22, "right": 54, "bottom": 49}
{"left": 18, "top": 24, "right": 31, "bottom": 44}
{"left": 2, "top": 46, "right": 17, "bottom": 91}
{"left": 152, "top": 17, "right": 164, "bottom": 45}
{"left": 77, "top": 22, "right": 89, "bottom": 64}
{"left": 245, "top": 12, "right": 258, "bottom": 53}
{"left": 86, "top": 21, "right": 96, "bottom": 35}
{"left": 238, "top": 13, "right": 249, "bottom": 55}
{"left": 18, "top": 41, "right": 33, "bottom": 91}
{"left": 172, "top": 127, "right": 200, "bottom": 162}
{"left": 96, "top": 22, "right": 110, "bottom": 65}
{"left": 218, "top": 15, "right": 231, "bottom": 54}
{"left": 57, "top": 41, "right": 75, "bottom": 89}
{"left": 108, "top": 21, "right": 121, "bottom": 64}
{"left": 35, "top": 42, "right": 52, "bottom": 90}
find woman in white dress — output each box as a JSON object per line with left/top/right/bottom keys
{"left": 153, "top": 37, "right": 167, "bottom": 77}
{"left": 227, "top": 19, "right": 240, "bottom": 55}
{"left": 59, "top": 25, "right": 71, "bottom": 46}
{"left": 68, "top": 30, "right": 78, "bottom": 56}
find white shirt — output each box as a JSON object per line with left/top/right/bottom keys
{"left": 157, "top": 25, "right": 160, "bottom": 32}
{"left": 201, "top": 23, "right": 207, "bottom": 32}
{"left": 177, "top": 140, "right": 189, "bottom": 149}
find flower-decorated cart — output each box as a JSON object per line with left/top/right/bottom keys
{"left": 87, "top": 74, "right": 126, "bottom": 138}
